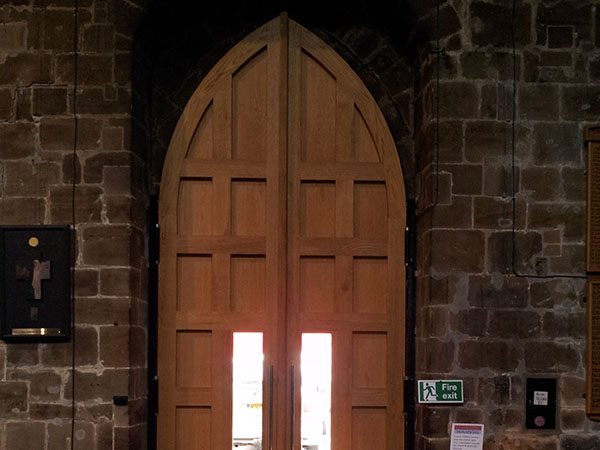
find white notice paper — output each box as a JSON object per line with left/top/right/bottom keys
{"left": 450, "top": 423, "right": 484, "bottom": 450}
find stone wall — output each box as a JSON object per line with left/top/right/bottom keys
{"left": 0, "top": 1, "right": 146, "bottom": 450}
{"left": 414, "top": 0, "right": 599, "bottom": 448}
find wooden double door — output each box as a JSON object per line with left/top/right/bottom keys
{"left": 158, "top": 15, "right": 406, "bottom": 450}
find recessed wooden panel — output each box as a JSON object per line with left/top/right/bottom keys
{"left": 231, "top": 180, "right": 266, "bottom": 236}
{"left": 187, "top": 103, "right": 214, "bottom": 159}
{"left": 300, "top": 181, "right": 336, "bottom": 237}
{"left": 353, "top": 332, "right": 387, "bottom": 389}
{"left": 177, "top": 331, "right": 212, "bottom": 388}
{"left": 232, "top": 49, "right": 268, "bottom": 161}
{"left": 353, "top": 257, "right": 387, "bottom": 314}
{"left": 178, "top": 179, "right": 213, "bottom": 235}
{"left": 176, "top": 407, "right": 211, "bottom": 450}
{"left": 177, "top": 255, "right": 212, "bottom": 312}
{"left": 301, "top": 51, "right": 336, "bottom": 162}
{"left": 351, "top": 407, "right": 386, "bottom": 450}
{"left": 300, "top": 257, "right": 335, "bottom": 313}
{"left": 231, "top": 255, "right": 266, "bottom": 313}
{"left": 587, "top": 278, "right": 600, "bottom": 417}
{"left": 353, "top": 106, "right": 380, "bottom": 163}
{"left": 354, "top": 182, "right": 388, "bottom": 239}
{"left": 587, "top": 141, "right": 600, "bottom": 272}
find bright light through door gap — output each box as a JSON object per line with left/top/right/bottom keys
{"left": 301, "top": 333, "right": 332, "bottom": 450}
{"left": 232, "top": 332, "right": 263, "bottom": 449}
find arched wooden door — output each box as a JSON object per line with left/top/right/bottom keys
{"left": 158, "top": 15, "right": 406, "bottom": 450}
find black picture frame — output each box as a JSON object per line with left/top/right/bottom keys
{"left": 0, "top": 226, "right": 71, "bottom": 343}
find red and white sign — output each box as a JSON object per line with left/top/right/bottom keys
{"left": 450, "top": 423, "right": 484, "bottom": 450}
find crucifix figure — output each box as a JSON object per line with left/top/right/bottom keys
{"left": 16, "top": 259, "right": 51, "bottom": 300}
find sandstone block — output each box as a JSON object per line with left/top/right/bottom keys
{"left": 44, "top": 9, "right": 75, "bottom": 50}
{"left": 83, "top": 151, "right": 131, "bottom": 183}
{"left": 82, "top": 225, "right": 132, "bottom": 266}
{"left": 458, "top": 340, "right": 521, "bottom": 371}
{"left": 7, "top": 343, "right": 39, "bottom": 366}
{"left": 473, "top": 197, "right": 512, "bottom": 230}
{"left": 528, "top": 203, "right": 584, "bottom": 242}
{"left": 65, "top": 368, "right": 128, "bottom": 402}
{"left": 561, "top": 409, "right": 585, "bottom": 431}
{"left": 100, "top": 325, "right": 129, "bottom": 367}
{"left": 470, "top": 1, "right": 531, "bottom": 47}
{"left": 0, "top": 122, "right": 35, "bottom": 159}
{"left": 0, "top": 381, "right": 28, "bottom": 417}
{"left": 560, "top": 435, "right": 600, "bottom": 450}
{"left": 32, "top": 87, "right": 68, "bottom": 115}
{"left": 130, "top": 326, "right": 147, "bottom": 367}
{"left": 6, "top": 422, "right": 46, "bottom": 450}
{"left": 536, "top": 2, "right": 592, "bottom": 46}
{"left": 29, "top": 403, "right": 72, "bottom": 420}
{"left": 543, "top": 311, "right": 585, "bottom": 339}
{"left": 562, "top": 167, "right": 586, "bottom": 202}
{"left": 40, "top": 326, "right": 98, "bottom": 366}
{"left": 468, "top": 275, "right": 529, "bottom": 308}
{"left": 518, "top": 84, "right": 559, "bottom": 120}
{"left": 530, "top": 278, "right": 581, "bottom": 309}
{"left": 75, "top": 297, "right": 130, "bottom": 326}
{"left": 464, "top": 121, "right": 506, "bottom": 163}
{"left": 0, "top": 53, "right": 52, "bottom": 85}
{"left": 550, "top": 244, "right": 585, "bottom": 275}
{"left": 488, "top": 310, "right": 541, "bottom": 338}
{"left": 0, "top": 87, "right": 14, "bottom": 120}
{"left": 62, "top": 153, "right": 82, "bottom": 184}
{"left": 0, "top": 22, "right": 27, "bottom": 52}
{"left": 77, "top": 86, "right": 131, "bottom": 115}
{"left": 562, "top": 85, "right": 600, "bottom": 120}
{"left": 524, "top": 341, "right": 579, "bottom": 371}
{"left": 451, "top": 308, "right": 487, "bottom": 337}
{"left": 8, "top": 370, "right": 62, "bottom": 401}
{"left": 16, "top": 87, "right": 32, "bottom": 120}
{"left": 431, "top": 230, "right": 485, "bottom": 273}
{"left": 75, "top": 269, "right": 99, "bottom": 297}
{"left": 560, "top": 376, "right": 585, "bottom": 407}
{"left": 82, "top": 24, "right": 115, "bottom": 52}
{"left": 49, "top": 185, "right": 102, "bottom": 223}
{"left": 4, "top": 161, "right": 60, "bottom": 196}
{"left": 439, "top": 82, "right": 479, "bottom": 119}
{"left": 421, "top": 407, "right": 450, "bottom": 438}
{"left": 0, "top": 198, "right": 46, "bottom": 224}
{"left": 521, "top": 166, "right": 560, "bottom": 201}
{"left": 420, "top": 338, "right": 454, "bottom": 372}
{"left": 40, "top": 117, "right": 102, "bottom": 151}
{"left": 487, "top": 231, "right": 542, "bottom": 274}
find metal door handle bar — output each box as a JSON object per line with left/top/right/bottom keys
{"left": 269, "top": 365, "right": 274, "bottom": 450}
{"left": 290, "top": 365, "right": 295, "bottom": 450}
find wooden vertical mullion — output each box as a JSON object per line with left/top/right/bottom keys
{"left": 332, "top": 330, "right": 352, "bottom": 450}
{"left": 212, "top": 176, "right": 231, "bottom": 236}
{"left": 212, "top": 329, "right": 233, "bottom": 449}
{"left": 287, "top": 19, "right": 303, "bottom": 450}
{"left": 157, "top": 237, "right": 178, "bottom": 450}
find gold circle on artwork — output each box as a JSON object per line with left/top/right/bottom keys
{"left": 29, "top": 237, "right": 39, "bottom": 247}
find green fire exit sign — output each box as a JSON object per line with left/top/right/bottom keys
{"left": 418, "top": 380, "right": 464, "bottom": 403}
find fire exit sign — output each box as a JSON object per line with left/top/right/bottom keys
{"left": 418, "top": 380, "right": 464, "bottom": 404}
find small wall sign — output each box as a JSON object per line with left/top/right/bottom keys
{"left": 450, "top": 423, "right": 484, "bottom": 450}
{"left": 418, "top": 380, "right": 464, "bottom": 403}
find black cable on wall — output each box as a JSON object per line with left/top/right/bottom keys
{"left": 508, "top": 0, "right": 584, "bottom": 280}
{"left": 70, "top": 0, "right": 80, "bottom": 448}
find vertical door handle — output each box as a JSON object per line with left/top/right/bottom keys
{"left": 269, "top": 366, "right": 274, "bottom": 450}
{"left": 290, "top": 365, "right": 295, "bottom": 450}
